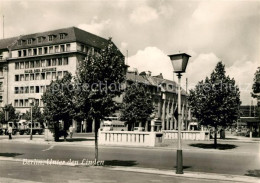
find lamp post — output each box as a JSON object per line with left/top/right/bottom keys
{"left": 28, "top": 98, "right": 35, "bottom": 140}
{"left": 168, "top": 53, "right": 191, "bottom": 174}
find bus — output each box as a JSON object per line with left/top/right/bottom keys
{"left": 100, "top": 117, "right": 127, "bottom": 131}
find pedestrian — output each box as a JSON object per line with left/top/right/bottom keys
{"left": 8, "top": 125, "right": 12, "bottom": 140}
{"left": 69, "top": 125, "right": 73, "bottom": 139}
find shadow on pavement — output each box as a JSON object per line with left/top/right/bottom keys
{"left": 0, "top": 153, "right": 23, "bottom": 157}
{"left": 189, "top": 143, "right": 237, "bottom": 150}
{"left": 58, "top": 138, "right": 94, "bottom": 142}
{"left": 245, "top": 170, "right": 260, "bottom": 177}
{"left": 104, "top": 160, "right": 138, "bottom": 166}
{"left": 173, "top": 165, "right": 192, "bottom": 170}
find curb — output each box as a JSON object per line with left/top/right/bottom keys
{"left": 0, "top": 157, "right": 258, "bottom": 183}
{"left": 0, "top": 139, "right": 257, "bottom": 154}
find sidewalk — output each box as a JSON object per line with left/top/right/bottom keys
{"left": 0, "top": 157, "right": 259, "bottom": 183}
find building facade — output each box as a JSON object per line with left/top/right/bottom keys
{"left": 0, "top": 27, "right": 112, "bottom": 114}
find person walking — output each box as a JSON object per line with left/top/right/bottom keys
{"left": 69, "top": 125, "right": 73, "bottom": 139}
{"left": 8, "top": 125, "right": 12, "bottom": 140}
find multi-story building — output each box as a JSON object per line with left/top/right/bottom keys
{"left": 0, "top": 26, "right": 189, "bottom": 132}
{"left": 0, "top": 27, "right": 112, "bottom": 114}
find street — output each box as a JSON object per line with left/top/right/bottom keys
{"left": 0, "top": 136, "right": 259, "bottom": 176}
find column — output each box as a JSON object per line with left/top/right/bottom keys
{"left": 166, "top": 100, "right": 170, "bottom": 130}
{"left": 170, "top": 99, "right": 174, "bottom": 130}
{"left": 162, "top": 99, "right": 166, "bottom": 131}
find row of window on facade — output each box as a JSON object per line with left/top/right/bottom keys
{"left": 14, "top": 98, "right": 43, "bottom": 107}
{"left": 17, "top": 43, "right": 70, "bottom": 57}
{"left": 15, "top": 57, "right": 68, "bottom": 70}
{"left": 15, "top": 71, "right": 68, "bottom": 82}
{"left": 14, "top": 85, "right": 49, "bottom": 94}
{"left": 17, "top": 33, "right": 67, "bottom": 46}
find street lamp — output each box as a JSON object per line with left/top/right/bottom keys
{"left": 28, "top": 98, "right": 35, "bottom": 140}
{"left": 168, "top": 53, "right": 191, "bottom": 174}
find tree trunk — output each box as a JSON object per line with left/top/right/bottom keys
{"left": 54, "top": 122, "right": 59, "bottom": 142}
{"left": 94, "top": 118, "right": 98, "bottom": 163}
{"left": 139, "top": 122, "right": 142, "bottom": 127}
{"left": 214, "top": 126, "right": 217, "bottom": 149}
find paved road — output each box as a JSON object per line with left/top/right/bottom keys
{"left": 0, "top": 140, "right": 259, "bottom": 176}
{"left": 0, "top": 160, "right": 234, "bottom": 183}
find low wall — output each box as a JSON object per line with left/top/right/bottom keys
{"left": 99, "top": 131, "right": 163, "bottom": 147}
{"left": 163, "top": 130, "right": 210, "bottom": 141}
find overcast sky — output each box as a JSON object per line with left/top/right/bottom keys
{"left": 0, "top": 0, "right": 259, "bottom": 105}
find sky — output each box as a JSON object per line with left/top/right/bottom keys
{"left": 0, "top": 0, "right": 259, "bottom": 105}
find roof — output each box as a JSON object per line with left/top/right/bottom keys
{"left": 1, "top": 27, "right": 110, "bottom": 50}
{"left": 126, "top": 72, "right": 187, "bottom": 95}
{"left": 0, "top": 37, "right": 19, "bottom": 50}
{"left": 240, "top": 117, "right": 260, "bottom": 123}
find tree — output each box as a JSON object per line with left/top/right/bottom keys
{"left": 252, "top": 67, "right": 260, "bottom": 107}
{"left": 188, "top": 62, "right": 241, "bottom": 148}
{"left": 3, "top": 104, "right": 17, "bottom": 122}
{"left": 74, "top": 38, "right": 126, "bottom": 161}
{"left": 42, "top": 73, "right": 75, "bottom": 141}
{"left": 120, "top": 83, "right": 154, "bottom": 130}
{"left": 24, "top": 104, "right": 44, "bottom": 124}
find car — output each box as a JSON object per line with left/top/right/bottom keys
{"left": 133, "top": 127, "right": 144, "bottom": 132}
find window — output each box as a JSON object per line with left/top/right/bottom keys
{"left": 58, "top": 58, "right": 62, "bottom": 65}
{"left": 20, "top": 62, "right": 24, "bottom": 69}
{"left": 41, "top": 60, "right": 45, "bottom": 67}
{"left": 20, "top": 74, "right": 24, "bottom": 81}
{"left": 36, "top": 60, "right": 40, "bottom": 67}
{"left": 25, "top": 86, "right": 29, "bottom": 93}
{"left": 46, "top": 72, "right": 51, "bottom": 80}
{"left": 80, "top": 45, "right": 84, "bottom": 52}
{"left": 15, "top": 62, "right": 19, "bottom": 70}
{"left": 57, "top": 71, "right": 62, "bottom": 79}
{"left": 15, "top": 87, "right": 19, "bottom": 94}
{"left": 48, "top": 35, "right": 54, "bottom": 41}
{"left": 25, "top": 99, "right": 28, "bottom": 107}
{"left": 41, "top": 73, "right": 45, "bottom": 80}
{"left": 30, "top": 61, "right": 34, "bottom": 68}
{"left": 30, "top": 74, "right": 34, "bottom": 80}
{"left": 30, "top": 86, "right": 34, "bottom": 93}
{"left": 38, "top": 48, "right": 42, "bottom": 55}
{"left": 35, "top": 86, "right": 40, "bottom": 93}
{"left": 18, "top": 40, "right": 22, "bottom": 46}
{"left": 0, "top": 82, "right": 3, "bottom": 91}
{"left": 63, "top": 71, "right": 68, "bottom": 76}
{"left": 25, "top": 74, "right": 29, "bottom": 81}
{"left": 49, "top": 46, "right": 53, "bottom": 53}
{"left": 63, "top": 57, "right": 68, "bottom": 65}
{"left": 28, "top": 49, "right": 32, "bottom": 56}
{"left": 23, "top": 50, "right": 27, "bottom": 57}
{"left": 20, "top": 87, "right": 24, "bottom": 94}
{"left": 38, "top": 37, "right": 42, "bottom": 43}
{"left": 35, "top": 73, "right": 40, "bottom": 80}
{"left": 15, "top": 75, "right": 19, "bottom": 81}
{"left": 60, "top": 33, "right": 65, "bottom": 39}
{"left": 60, "top": 45, "right": 65, "bottom": 52}
{"left": 52, "top": 72, "right": 56, "bottom": 80}
{"left": 25, "top": 62, "right": 29, "bottom": 69}
{"left": 14, "top": 100, "right": 18, "bottom": 107}
{"left": 18, "top": 51, "right": 22, "bottom": 57}
{"left": 33, "top": 48, "right": 37, "bottom": 55}
{"left": 19, "top": 99, "right": 24, "bottom": 107}
{"left": 27, "top": 39, "right": 32, "bottom": 45}
{"left": 55, "top": 46, "right": 59, "bottom": 53}
{"left": 0, "top": 68, "right": 3, "bottom": 77}
{"left": 66, "top": 44, "right": 70, "bottom": 51}
{"left": 52, "top": 58, "right": 56, "bottom": 66}
{"left": 44, "top": 47, "right": 48, "bottom": 54}
{"left": 46, "top": 59, "right": 51, "bottom": 67}
{"left": 40, "top": 86, "right": 46, "bottom": 93}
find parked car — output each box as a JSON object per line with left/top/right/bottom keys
{"left": 133, "top": 127, "right": 144, "bottom": 132}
